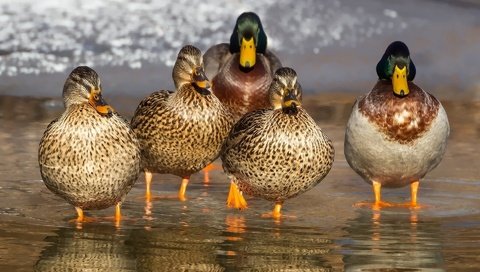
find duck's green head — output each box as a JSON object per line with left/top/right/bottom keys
{"left": 376, "top": 41, "right": 416, "bottom": 97}
{"left": 269, "top": 67, "right": 302, "bottom": 115}
{"left": 63, "top": 66, "right": 114, "bottom": 117}
{"left": 229, "top": 12, "right": 268, "bottom": 69}
{"left": 173, "top": 45, "right": 211, "bottom": 94}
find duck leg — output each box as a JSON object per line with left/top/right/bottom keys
{"left": 226, "top": 180, "right": 248, "bottom": 209}
{"left": 178, "top": 177, "right": 189, "bottom": 201}
{"left": 261, "top": 202, "right": 295, "bottom": 220}
{"left": 115, "top": 203, "right": 121, "bottom": 227}
{"left": 272, "top": 203, "right": 282, "bottom": 219}
{"left": 401, "top": 180, "right": 422, "bottom": 208}
{"left": 75, "top": 207, "right": 84, "bottom": 222}
{"left": 396, "top": 180, "right": 425, "bottom": 208}
{"left": 71, "top": 205, "right": 123, "bottom": 227}
{"left": 145, "top": 171, "right": 153, "bottom": 202}
{"left": 411, "top": 180, "right": 419, "bottom": 205}
{"left": 202, "top": 163, "right": 221, "bottom": 184}
{"left": 202, "top": 163, "right": 214, "bottom": 184}
{"left": 355, "top": 180, "right": 394, "bottom": 209}
{"left": 372, "top": 181, "right": 394, "bottom": 208}
{"left": 71, "top": 207, "right": 95, "bottom": 223}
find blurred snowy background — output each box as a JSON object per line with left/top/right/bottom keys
{"left": 0, "top": 0, "right": 479, "bottom": 98}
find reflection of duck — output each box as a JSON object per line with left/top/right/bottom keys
{"left": 126, "top": 224, "right": 224, "bottom": 271}
{"left": 131, "top": 45, "right": 234, "bottom": 202}
{"left": 34, "top": 225, "right": 135, "bottom": 271}
{"left": 218, "top": 216, "right": 340, "bottom": 270}
{"left": 341, "top": 209, "right": 443, "bottom": 270}
{"left": 203, "top": 12, "right": 282, "bottom": 120}
{"left": 344, "top": 41, "right": 450, "bottom": 208}
{"left": 38, "top": 66, "right": 141, "bottom": 223}
{"left": 221, "top": 67, "right": 334, "bottom": 218}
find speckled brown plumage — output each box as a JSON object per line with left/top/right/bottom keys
{"left": 38, "top": 67, "right": 141, "bottom": 210}
{"left": 358, "top": 80, "right": 440, "bottom": 144}
{"left": 131, "top": 45, "right": 234, "bottom": 178}
{"left": 221, "top": 67, "right": 334, "bottom": 203}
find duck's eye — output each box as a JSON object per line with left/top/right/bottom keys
{"left": 397, "top": 74, "right": 399, "bottom": 79}
{"left": 93, "top": 94, "right": 99, "bottom": 100}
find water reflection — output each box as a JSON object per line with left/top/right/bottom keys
{"left": 224, "top": 214, "right": 246, "bottom": 242}
{"left": 217, "top": 215, "right": 342, "bottom": 271}
{"left": 125, "top": 224, "right": 224, "bottom": 271}
{"left": 1, "top": 95, "right": 479, "bottom": 271}
{"left": 34, "top": 225, "right": 135, "bottom": 272}
{"left": 341, "top": 208, "right": 444, "bottom": 271}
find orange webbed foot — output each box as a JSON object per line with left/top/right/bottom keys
{"left": 356, "top": 181, "right": 400, "bottom": 210}
{"left": 226, "top": 181, "right": 248, "bottom": 210}
{"left": 261, "top": 203, "right": 296, "bottom": 221}
{"left": 70, "top": 204, "right": 130, "bottom": 228}
{"left": 68, "top": 207, "right": 97, "bottom": 230}
{"left": 354, "top": 200, "right": 395, "bottom": 210}
{"left": 68, "top": 216, "right": 97, "bottom": 224}
{"left": 397, "top": 201, "right": 427, "bottom": 210}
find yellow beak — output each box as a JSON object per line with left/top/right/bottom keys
{"left": 88, "top": 90, "right": 114, "bottom": 117}
{"left": 392, "top": 65, "right": 409, "bottom": 96}
{"left": 239, "top": 37, "right": 256, "bottom": 68}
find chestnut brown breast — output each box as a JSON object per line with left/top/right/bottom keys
{"left": 212, "top": 54, "right": 273, "bottom": 120}
{"left": 358, "top": 80, "right": 440, "bottom": 144}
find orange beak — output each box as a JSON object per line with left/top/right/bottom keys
{"left": 88, "top": 90, "right": 114, "bottom": 117}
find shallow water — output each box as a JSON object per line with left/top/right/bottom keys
{"left": 0, "top": 95, "right": 479, "bottom": 271}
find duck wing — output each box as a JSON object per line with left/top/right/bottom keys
{"left": 203, "top": 43, "right": 232, "bottom": 80}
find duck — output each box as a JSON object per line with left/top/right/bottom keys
{"left": 203, "top": 11, "right": 282, "bottom": 121}
{"left": 130, "top": 45, "right": 234, "bottom": 202}
{"left": 344, "top": 41, "right": 450, "bottom": 208}
{"left": 38, "top": 66, "right": 141, "bottom": 224}
{"left": 221, "top": 67, "right": 335, "bottom": 218}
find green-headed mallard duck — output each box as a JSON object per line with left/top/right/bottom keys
{"left": 344, "top": 41, "right": 450, "bottom": 208}
{"left": 38, "top": 66, "right": 141, "bottom": 224}
{"left": 203, "top": 11, "right": 282, "bottom": 120}
{"left": 131, "top": 45, "right": 234, "bottom": 202}
{"left": 221, "top": 67, "right": 335, "bottom": 218}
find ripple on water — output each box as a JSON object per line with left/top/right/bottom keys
{"left": 1, "top": 106, "right": 480, "bottom": 271}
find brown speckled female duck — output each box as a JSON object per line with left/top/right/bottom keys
{"left": 203, "top": 12, "right": 282, "bottom": 120}
{"left": 131, "top": 45, "right": 234, "bottom": 202}
{"left": 38, "top": 66, "right": 141, "bottom": 224}
{"left": 221, "top": 67, "right": 335, "bottom": 218}
{"left": 344, "top": 41, "right": 450, "bottom": 208}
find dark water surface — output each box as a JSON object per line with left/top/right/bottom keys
{"left": 0, "top": 95, "right": 479, "bottom": 271}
